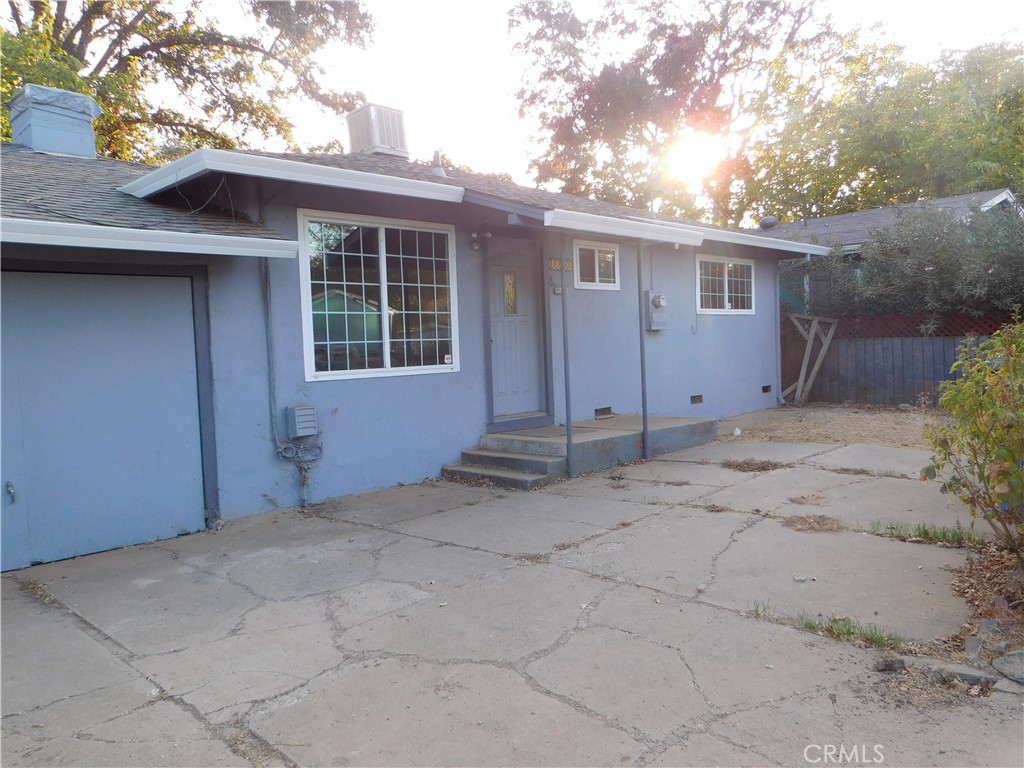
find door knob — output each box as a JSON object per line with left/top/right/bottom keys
{"left": 5, "top": 481, "right": 15, "bottom": 504}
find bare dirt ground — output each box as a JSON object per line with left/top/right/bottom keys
{"left": 719, "top": 402, "right": 944, "bottom": 449}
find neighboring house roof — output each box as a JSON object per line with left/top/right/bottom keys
{"left": 751, "top": 189, "right": 1017, "bottom": 251}
{"left": 117, "top": 147, "right": 831, "bottom": 256}
{"left": 0, "top": 143, "right": 297, "bottom": 258}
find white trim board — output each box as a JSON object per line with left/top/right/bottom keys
{"left": 545, "top": 209, "right": 704, "bottom": 246}
{"left": 118, "top": 148, "right": 466, "bottom": 203}
{"left": 1, "top": 217, "right": 298, "bottom": 258}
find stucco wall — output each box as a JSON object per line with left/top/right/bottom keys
{"left": 543, "top": 236, "right": 781, "bottom": 424}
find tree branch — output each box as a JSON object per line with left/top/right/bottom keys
{"left": 111, "top": 33, "right": 272, "bottom": 75}
{"left": 8, "top": 0, "right": 23, "bottom": 32}
{"left": 52, "top": 0, "right": 66, "bottom": 37}
{"left": 88, "top": 1, "right": 157, "bottom": 77}
{"left": 61, "top": 1, "right": 107, "bottom": 62}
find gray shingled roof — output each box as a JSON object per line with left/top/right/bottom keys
{"left": 1, "top": 143, "right": 289, "bottom": 240}
{"left": 241, "top": 149, "right": 733, "bottom": 229}
{"left": 752, "top": 190, "right": 1015, "bottom": 248}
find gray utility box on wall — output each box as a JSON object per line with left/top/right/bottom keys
{"left": 286, "top": 404, "right": 319, "bottom": 439}
{"left": 646, "top": 290, "right": 669, "bottom": 331}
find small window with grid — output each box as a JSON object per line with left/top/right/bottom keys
{"left": 697, "top": 256, "right": 754, "bottom": 314}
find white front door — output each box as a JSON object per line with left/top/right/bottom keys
{"left": 489, "top": 240, "right": 545, "bottom": 418}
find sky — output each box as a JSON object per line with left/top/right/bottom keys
{"left": 286, "top": 0, "right": 1023, "bottom": 186}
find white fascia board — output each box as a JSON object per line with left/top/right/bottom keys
{"left": 980, "top": 189, "right": 1017, "bottom": 210}
{"left": 118, "top": 148, "right": 465, "bottom": 203}
{"left": 1, "top": 217, "right": 298, "bottom": 258}
{"left": 689, "top": 226, "right": 833, "bottom": 256}
{"left": 544, "top": 209, "right": 704, "bottom": 246}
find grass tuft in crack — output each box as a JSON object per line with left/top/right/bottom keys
{"left": 721, "top": 458, "right": 788, "bottom": 473}
{"left": 797, "top": 612, "right": 904, "bottom": 650}
{"left": 869, "top": 521, "right": 987, "bottom": 547}
{"left": 750, "top": 600, "right": 773, "bottom": 619}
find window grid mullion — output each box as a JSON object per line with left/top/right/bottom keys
{"left": 379, "top": 226, "right": 392, "bottom": 369}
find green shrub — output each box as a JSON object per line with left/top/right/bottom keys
{"left": 923, "top": 312, "right": 1024, "bottom": 570}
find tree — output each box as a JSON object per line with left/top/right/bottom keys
{"left": 1, "top": 1, "right": 373, "bottom": 161}
{"left": 510, "top": 0, "right": 841, "bottom": 225}
{"left": 747, "top": 43, "right": 1024, "bottom": 223}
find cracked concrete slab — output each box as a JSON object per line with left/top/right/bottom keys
{"left": 525, "top": 625, "right": 708, "bottom": 740}
{"left": 807, "top": 444, "right": 935, "bottom": 478}
{"left": 314, "top": 480, "right": 501, "bottom": 526}
{"left": 646, "top": 730, "right": 773, "bottom": 767}
{"left": 701, "top": 520, "right": 969, "bottom": 641}
{"left": 540, "top": 474, "right": 720, "bottom": 506}
{"left": 710, "top": 681, "right": 1023, "bottom": 767}
{"left": 249, "top": 658, "right": 645, "bottom": 766}
{"left": 701, "top": 466, "right": 865, "bottom": 514}
{"left": 612, "top": 460, "right": 755, "bottom": 486}
{"left": 588, "top": 586, "right": 867, "bottom": 711}
{"left": 374, "top": 540, "right": 515, "bottom": 592}
{"left": 390, "top": 503, "right": 606, "bottom": 555}
{"left": 4, "top": 700, "right": 249, "bottom": 768}
{"left": 134, "top": 608, "right": 343, "bottom": 717}
{"left": 1, "top": 581, "right": 158, "bottom": 745}
{"left": 4, "top": 439, "right": 1019, "bottom": 768}
{"left": 340, "top": 565, "right": 604, "bottom": 662}
{"left": 774, "top": 475, "right": 976, "bottom": 533}
{"left": 661, "top": 441, "right": 838, "bottom": 464}
{"left": 484, "top": 489, "right": 668, "bottom": 528}
{"left": 552, "top": 509, "right": 754, "bottom": 596}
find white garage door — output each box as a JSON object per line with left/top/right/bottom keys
{"left": 2, "top": 271, "right": 207, "bottom": 570}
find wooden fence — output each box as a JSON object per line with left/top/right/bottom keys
{"left": 783, "top": 335, "right": 963, "bottom": 406}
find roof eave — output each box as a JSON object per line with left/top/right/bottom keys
{"left": 544, "top": 209, "right": 705, "bottom": 246}
{"left": 1, "top": 217, "right": 298, "bottom": 258}
{"left": 118, "top": 148, "right": 466, "bottom": 204}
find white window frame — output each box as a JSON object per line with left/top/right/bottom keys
{"left": 298, "top": 209, "right": 460, "bottom": 381}
{"left": 696, "top": 255, "right": 755, "bottom": 315}
{"left": 573, "top": 239, "right": 620, "bottom": 290}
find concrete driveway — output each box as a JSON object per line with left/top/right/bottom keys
{"left": 3, "top": 441, "right": 1022, "bottom": 767}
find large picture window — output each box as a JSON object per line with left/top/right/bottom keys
{"left": 697, "top": 256, "right": 754, "bottom": 314}
{"left": 300, "top": 212, "right": 458, "bottom": 379}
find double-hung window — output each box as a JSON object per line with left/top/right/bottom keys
{"left": 697, "top": 255, "right": 754, "bottom": 314}
{"left": 574, "top": 240, "right": 619, "bottom": 290}
{"left": 300, "top": 211, "right": 458, "bottom": 379}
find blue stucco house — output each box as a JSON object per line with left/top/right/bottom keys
{"left": 0, "top": 86, "right": 828, "bottom": 570}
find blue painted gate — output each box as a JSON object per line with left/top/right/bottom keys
{"left": 1, "top": 272, "right": 207, "bottom": 570}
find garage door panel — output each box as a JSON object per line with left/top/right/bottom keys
{"left": 2, "top": 272, "right": 206, "bottom": 570}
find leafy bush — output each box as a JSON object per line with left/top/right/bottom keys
{"left": 787, "top": 205, "right": 1024, "bottom": 327}
{"left": 923, "top": 313, "right": 1024, "bottom": 570}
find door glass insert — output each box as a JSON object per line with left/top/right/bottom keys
{"left": 504, "top": 271, "right": 517, "bottom": 315}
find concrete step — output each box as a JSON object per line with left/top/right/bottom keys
{"left": 441, "top": 463, "right": 550, "bottom": 491}
{"left": 460, "top": 448, "right": 567, "bottom": 478}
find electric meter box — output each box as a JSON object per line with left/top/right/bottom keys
{"left": 646, "top": 290, "right": 669, "bottom": 331}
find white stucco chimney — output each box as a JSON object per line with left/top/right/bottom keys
{"left": 9, "top": 84, "right": 103, "bottom": 158}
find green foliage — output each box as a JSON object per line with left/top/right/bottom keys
{"left": 795, "top": 205, "right": 1024, "bottom": 325}
{"left": 510, "top": 0, "right": 839, "bottom": 225}
{"left": 747, "top": 44, "right": 1024, "bottom": 222}
{"left": 511, "top": 0, "right": 1022, "bottom": 227}
{"left": 1, "top": 1, "right": 373, "bottom": 161}
{"left": 923, "top": 314, "right": 1024, "bottom": 571}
